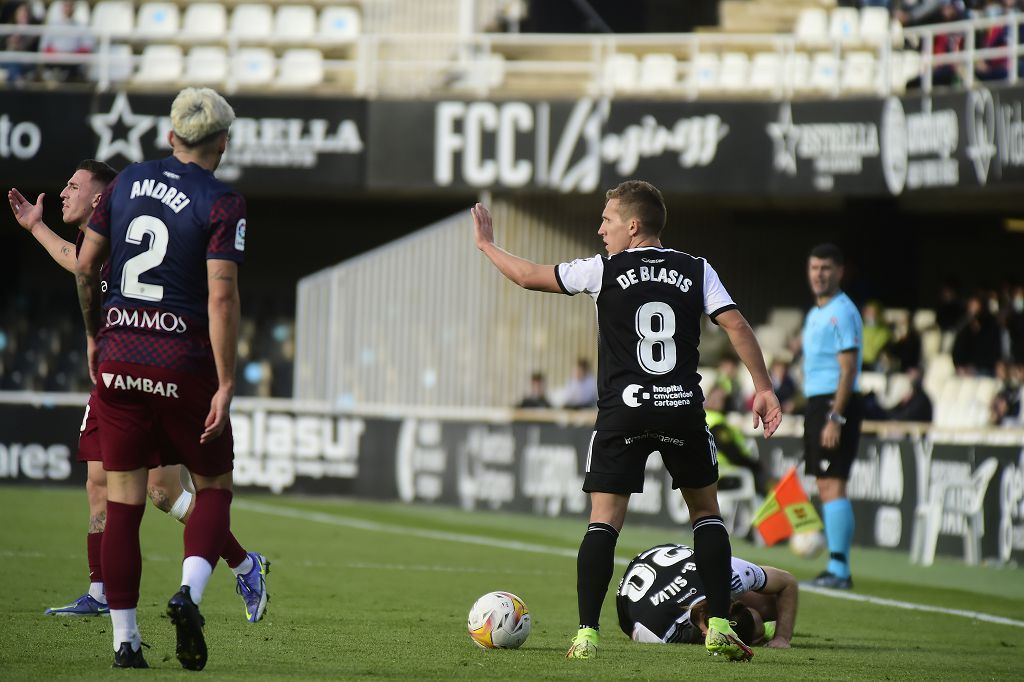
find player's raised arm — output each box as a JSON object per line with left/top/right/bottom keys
{"left": 9, "top": 188, "right": 77, "bottom": 273}
{"left": 715, "top": 308, "right": 783, "bottom": 438}
{"left": 472, "top": 203, "right": 561, "bottom": 293}
{"left": 203, "top": 258, "right": 240, "bottom": 444}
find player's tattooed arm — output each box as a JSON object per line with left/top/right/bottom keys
{"left": 74, "top": 230, "right": 110, "bottom": 338}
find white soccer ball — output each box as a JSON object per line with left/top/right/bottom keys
{"left": 789, "top": 530, "right": 827, "bottom": 559}
{"left": 467, "top": 591, "right": 532, "bottom": 649}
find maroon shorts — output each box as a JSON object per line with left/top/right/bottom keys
{"left": 95, "top": 360, "right": 234, "bottom": 477}
{"left": 78, "top": 392, "right": 103, "bottom": 463}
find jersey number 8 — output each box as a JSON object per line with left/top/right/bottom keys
{"left": 635, "top": 301, "right": 677, "bottom": 375}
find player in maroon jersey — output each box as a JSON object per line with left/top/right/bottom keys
{"left": 9, "top": 162, "right": 268, "bottom": 631}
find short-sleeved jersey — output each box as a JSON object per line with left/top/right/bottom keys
{"left": 801, "top": 291, "right": 863, "bottom": 398}
{"left": 87, "top": 156, "right": 246, "bottom": 374}
{"left": 615, "top": 543, "right": 767, "bottom": 644}
{"left": 556, "top": 247, "right": 737, "bottom": 431}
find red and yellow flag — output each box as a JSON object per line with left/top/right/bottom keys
{"left": 752, "top": 467, "right": 823, "bottom": 546}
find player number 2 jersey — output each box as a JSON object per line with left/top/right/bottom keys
{"left": 87, "top": 156, "right": 246, "bottom": 374}
{"left": 556, "top": 247, "right": 737, "bottom": 431}
{"left": 615, "top": 543, "right": 767, "bottom": 644}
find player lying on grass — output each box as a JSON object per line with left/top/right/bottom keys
{"left": 616, "top": 543, "right": 797, "bottom": 648}
{"left": 8, "top": 163, "right": 269, "bottom": 626}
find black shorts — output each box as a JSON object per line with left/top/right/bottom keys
{"left": 584, "top": 428, "right": 719, "bottom": 494}
{"left": 803, "top": 394, "right": 863, "bottom": 480}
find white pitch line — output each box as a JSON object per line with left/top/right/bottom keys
{"left": 233, "top": 499, "right": 1024, "bottom": 629}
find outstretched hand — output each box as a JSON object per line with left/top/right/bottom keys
{"left": 471, "top": 203, "right": 494, "bottom": 251}
{"left": 8, "top": 188, "right": 44, "bottom": 232}
{"left": 752, "top": 389, "right": 783, "bottom": 438}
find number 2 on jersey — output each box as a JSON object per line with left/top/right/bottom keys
{"left": 121, "top": 215, "right": 168, "bottom": 302}
{"left": 635, "top": 301, "right": 676, "bottom": 374}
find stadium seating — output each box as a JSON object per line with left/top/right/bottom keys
{"left": 602, "top": 53, "right": 639, "bottom": 93}
{"left": 808, "top": 52, "right": 840, "bottom": 94}
{"left": 277, "top": 48, "right": 324, "bottom": 88}
{"left": 794, "top": 7, "right": 829, "bottom": 48}
{"left": 135, "top": 2, "right": 179, "bottom": 38}
{"left": 185, "top": 45, "right": 229, "bottom": 84}
{"left": 275, "top": 4, "right": 317, "bottom": 42}
{"left": 858, "top": 6, "right": 892, "bottom": 47}
{"left": 231, "top": 47, "right": 276, "bottom": 85}
{"left": 637, "top": 53, "right": 678, "bottom": 92}
{"left": 181, "top": 3, "right": 227, "bottom": 40}
{"left": 748, "top": 52, "right": 783, "bottom": 94}
{"left": 133, "top": 43, "right": 182, "bottom": 83}
{"left": 828, "top": 7, "right": 860, "bottom": 46}
{"left": 841, "top": 51, "right": 877, "bottom": 93}
{"left": 90, "top": 1, "right": 134, "bottom": 37}
{"left": 685, "top": 53, "right": 718, "bottom": 93}
{"left": 229, "top": 3, "right": 274, "bottom": 41}
{"left": 319, "top": 5, "right": 361, "bottom": 43}
{"left": 718, "top": 52, "right": 750, "bottom": 92}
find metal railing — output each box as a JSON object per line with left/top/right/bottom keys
{"left": 0, "top": 13, "right": 1021, "bottom": 98}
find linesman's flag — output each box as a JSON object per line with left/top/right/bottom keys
{"left": 752, "top": 468, "right": 823, "bottom": 546}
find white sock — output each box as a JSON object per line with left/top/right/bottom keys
{"left": 231, "top": 555, "right": 254, "bottom": 577}
{"left": 110, "top": 608, "right": 141, "bottom": 652}
{"left": 89, "top": 582, "right": 106, "bottom": 604}
{"left": 181, "top": 556, "right": 214, "bottom": 604}
{"left": 169, "top": 490, "right": 193, "bottom": 521}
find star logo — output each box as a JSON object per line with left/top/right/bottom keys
{"left": 766, "top": 103, "right": 800, "bottom": 176}
{"left": 91, "top": 92, "right": 155, "bottom": 164}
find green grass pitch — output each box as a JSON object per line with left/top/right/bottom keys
{"left": 1, "top": 486, "right": 1022, "bottom": 680}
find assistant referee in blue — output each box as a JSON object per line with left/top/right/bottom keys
{"left": 801, "top": 244, "right": 863, "bottom": 589}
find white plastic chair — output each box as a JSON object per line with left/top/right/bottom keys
{"left": 136, "top": 2, "right": 180, "bottom": 38}
{"left": 90, "top": 1, "right": 133, "bottom": 37}
{"left": 185, "top": 46, "right": 228, "bottom": 84}
{"left": 181, "top": 3, "right": 227, "bottom": 40}
{"left": 603, "top": 53, "right": 638, "bottom": 92}
{"left": 275, "top": 5, "right": 316, "bottom": 41}
{"left": 319, "top": 6, "right": 361, "bottom": 42}
{"left": 882, "top": 372, "right": 912, "bottom": 410}
{"left": 785, "top": 52, "right": 812, "bottom": 94}
{"left": 794, "top": 8, "right": 828, "bottom": 47}
{"left": 685, "top": 53, "right": 717, "bottom": 92}
{"left": 134, "top": 44, "right": 183, "bottom": 83}
{"left": 829, "top": 7, "right": 860, "bottom": 45}
{"left": 749, "top": 52, "right": 783, "bottom": 94}
{"left": 230, "top": 4, "right": 274, "bottom": 40}
{"left": 860, "top": 371, "right": 888, "bottom": 400}
{"left": 859, "top": 7, "right": 891, "bottom": 47}
{"left": 88, "top": 42, "right": 133, "bottom": 82}
{"left": 719, "top": 52, "right": 749, "bottom": 91}
{"left": 276, "top": 48, "right": 324, "bottom": 88}
{"left": 231, "top": 47, "right": 276, "bottom": 85}
{"left": 913, "top": 309, "right": 937, "bottom": 332}
{"left": 768, "top": 307, "right": 805, "bottom": 337}
{"left": 638, "top": 52, "right": 678, "bottom": 91}
{"left": 841, "top": 51, "right": 876, "bottom": 93}
{"left": 910, "top": 458, "right": 999, "bottom": 566}
{"left": 809, "top": 52, "right": 840, "bottom": 94}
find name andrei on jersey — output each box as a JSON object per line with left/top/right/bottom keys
{"left": 129, "top": 178, "right": 191, "bottom": 214}
{"left": 101, "top": 372, "right": 179, "bottom": 398}
{"left": 106, "top": 306, "right": 187, "bottom": 333}
{"left": 617, "top": 266, "right": 693, "bottom": 292}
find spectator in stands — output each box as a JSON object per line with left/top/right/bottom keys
{"left": 560, "top": 357, "right": 598, "bottom": 408}
{"left": 936, "top": 280, "right": 966, "bottom": 331}
{"left": 768, "top": 356, "right": 798, "bottom": 415}
{"left": 1007, "top": 284, "right": 1024, "bottom": 363}
{"left": 886, "top": 367, "right": 934, "bottom": 422}
{"left": 1, "top": 1, "right": 39, "bottom": 84}
{"left": 861, "top": 302, "right": 892, "bottom": 371}
{"left": 990, "top": 360, "right": 1023, "bottom": 425}
{"left": 886, "top": 315, "right": 923, "bottom": 370}
{"left": 952, "top": 294, "right": 1002, "bottom": 375}
{"left": 39, "top": 0, "right": 92, "bottom": 82}
{"left": 517, "top": 371, "right": 552, "bottom": 408}
{"left": 704, "top": 385, "right": 768, "bottom": 496}
{"left": 714, "top": 353, "right": 742, "bottom": 413}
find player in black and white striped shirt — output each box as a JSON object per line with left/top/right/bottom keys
{"left": 472, "top": 180, "right": 782, "bottom": 662}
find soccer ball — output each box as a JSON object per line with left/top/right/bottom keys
{"left": 467, "top": 591, "right": 532, "bottom": 649}
{"left": 789, "top": 530, "right": 826, "bottom": 559}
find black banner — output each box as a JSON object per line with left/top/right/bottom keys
{"left": 0, "top": 91, "right": 366, "bottom": 195}
{"left": 3, "top": 399, "right": 1022, "bottom": 564}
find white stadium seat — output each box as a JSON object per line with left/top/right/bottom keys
{"left": 829, "top": 7, "right": 860, "bottom": 45}
{"left": 718, "top": 52, "right": 749, "bottom": 91}
{"left": 913, "top": 309, "right": 937, "bottom": 332}
{"left": 786, "top": 52, "right": 812, "bottom": 94}
{"left": 91, "top": 1, "right": 133, "bottom": 37}
{"left": 230, "top": 4, "right": 274, "bottom": 40}
{"left": 231, "top": 47, "right": 276, "bottom": 85}
{"left": 842, "top": 51, "right": 877, "bottom": 93}
{"left": 88, "top": 42, "right": 133, "bottom": 82}
{"left": 767, "top": 307, "right": 805, "bottom": 337}
{"left": 686, "top": 53, "right": 717, "bottom": 92}
{"left": 638, "top": 52, "right": 677, "bottom": 91}
{"left": 277, "top": 48, "right": 324, "bottom": 88}
{"left": 859, "top": 7, "right": 892, "bottom": 47}
{"left": 809, "top": 52, "right": 840, "bottom": 94}
{"left": 603, "top": 53, "right": 639, "bottom": 92}
{"left": 275, "top": 5, "right": 317, "bottom": 41}
{"left": 185, "top": 46, "right": 228, "bottom": 84}
{"left": 860, "top": 371, "right": 888, "bottom": 399}
{"left": 319, "top": 6, "right": 361, "bottom": 42}
{"left": 46, "top": 1, "right": 90, "bottom": 25}
{"left": 749, "top": 52, "right": 783, "bottom": 94}
{"left": 134, "top": 44, "right": 183, "bottom": 83}
{"left": 182, "top": 3, "right": 227, "bottom": 40}
{"left": 883, "top": 372, "right": 912, "bottom": 410}
{"left": 794, "top": 7, "right": 828, "bottom": 47}
{"left": 136, "top": 2, "right": 180, "bottom": 38}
